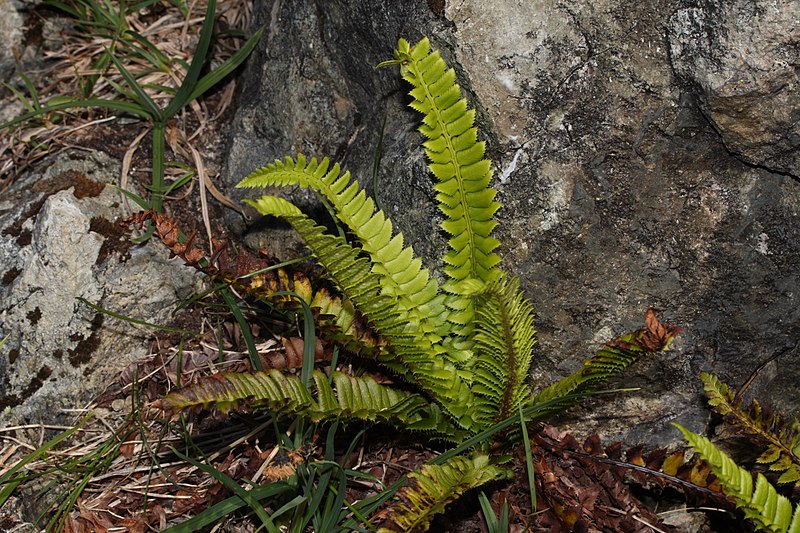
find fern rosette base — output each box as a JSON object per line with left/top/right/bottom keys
{"left": 148, "top": 35, "right": 685, "bottom": 533}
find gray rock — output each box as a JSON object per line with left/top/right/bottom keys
{"left": 0, "top": 150, "right": 200, "bottom": 428}
{"left": 668, "top": 0, "right": 800, "bottom": 176}
{"left": 0, "top": 0, "right": 25, "bottom": 84}
{"left": 223, "top": 0, "right": 800, "bottom": 446}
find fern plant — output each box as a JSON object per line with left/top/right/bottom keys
{"left": 160, "top": 37, "right": 680, "bottom": 530}
{"left": 701, "top": 372, "right": 800, "bottom": 488}
{"left": 676, "top": 424, "right": 800, "bottom": 533}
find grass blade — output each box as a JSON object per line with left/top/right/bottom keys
{"left": 0, "top": 99, "right": 151, "bottom": 130}
{"left": 111, "top": 184, "right": 150, "bottom": 210}
{"left": 107, "top": 52, "right": 162, "bottom": 119}
{"left": 371, "top": 114, "right": 387, "bottom": 212}
{"left": 186, "top": 26, "right": 265, "bottom": 104}
{"left": 478, "top": 491, "right": 499, "bottom": 531}
{"left": 0, "top": 414, "right": 93, "bottom": 504}
{"left": 267, "top": 291, "right": 317, "bottom": 391}
{"left": 218, "top": 286, "right": 262, "bottom": 371}
{"left": 124, "top": 29, "right": 172, "bottom": 72}
{"left": 161, "top": 482, "right": 292, "bottom": 532}
{"left": 77, "top": 297, "right": 196, "bottom": 336}
{"left": 164, "top": 0, "right": 217, "bottom": 116}
{"left": 519, "top": 407, "right": 536, "bottom": 513}
{"left": 149, "top": 121, "right": 166, "bottom": 213}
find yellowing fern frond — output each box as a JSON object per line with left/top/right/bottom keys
{"left": 702, "top": 372, "right": 800, "bottom": 489}
{"left": 676, "top": 424, "right": 800, "bottom": 533}
{"left": 375, "top": 453, "right": 512, "bottom": 533}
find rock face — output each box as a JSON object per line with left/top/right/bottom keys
{"left": 668, "top": 0, "right": 800, "bottom": 176}
{"left": 223, "top": 0, "right": 800, "bottom": 445}
{"left": 0, "top": 150, "right": 199, "bottom": 428}
{"left": 0, "top": 0, "right": 25, "bottom": 85}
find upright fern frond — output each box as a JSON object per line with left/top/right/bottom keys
{"left": 702, "top": 372, "right": 800, "bottom": 488}
{"left": 470, "top": 274, "right": 536, "bottom": 428}
{"left": 381, "top": 37, "right": 501, "bottom": 348}
{"left": 676, "top": 424, "right": 800, "bottom": 533}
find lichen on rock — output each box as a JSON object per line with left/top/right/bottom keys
{"left": 0, "top": 150, "right": 201, "bottom": 428}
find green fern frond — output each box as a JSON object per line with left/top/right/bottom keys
{"left": 528, "top": 308, "right": 681, "bottom": 417}
{"left": 244, "top": 195, "right": 479, "bottom": 427}
{"left": 382, "top": 37, "right": 501, "bottom": 348}
{"left": 245, "top": 195, "right": 409, "bottom": 338}
{"left": 675, "top": 424, "right": 800, "bottom": 533}
{"left": 157, "top": 369, "right": 464, "bottom": 440}
{"left": 376, "top": 453, "right": 512, "bottom": 533}
{"left": 470, "top": 274, "right": 536, "bottom": 428}
{"left": 238, "top": 155, "right": 449, "bottom": 341}
{"left": 701, "top": 372, "right": 800, "bottom": 489}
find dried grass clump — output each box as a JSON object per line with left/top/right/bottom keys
{"left": 0, "top": 0, "right": 252, "bottom": 190}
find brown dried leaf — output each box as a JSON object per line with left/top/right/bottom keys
{"left": 638, "top": 307, "right": 683, "bottom": 352}
{"left": 278, "top": 336, "right": 328, "bottom": 369}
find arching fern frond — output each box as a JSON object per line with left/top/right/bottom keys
{"left": 238, "top": 155, "right": 449, "bottom": 343}
{"left": 528, "top": 308, "right": 681, "bottom": 418}
{"left": 157, "top": 369, "right": 465, "bottom": 440}
{"left": 675, "top": 424, "right": 800, "bottom": 533}
{"left": 375, "top": 453, "right": 512, "bottom": 533}
{"left": 245, "top": 195, "right": 478, "bottom": 427}
{"left": 701, "top": 372, "right": 800, "bottom": 488}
